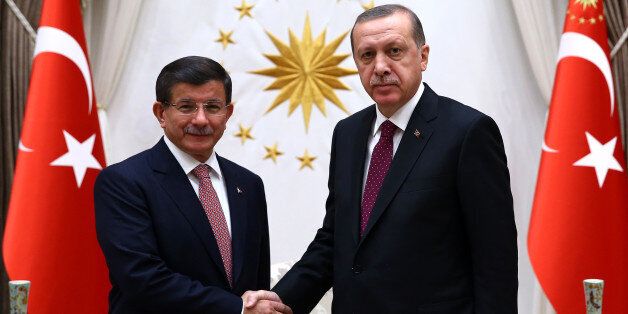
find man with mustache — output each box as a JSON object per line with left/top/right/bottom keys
{"left": 245, "top": 4, "right": 518, "bottom": 313}
{"left": 95, "top": 56, "right": 290, "bottom": 313}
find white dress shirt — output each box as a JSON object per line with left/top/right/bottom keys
{"left": 163, "top": 136, "right": 232, "bottom": 235}
{"left": 362, "top": 82, "right": 425, "bottom": 194}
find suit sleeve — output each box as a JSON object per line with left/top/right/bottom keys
{"left": 271, "top": 125, "right": 339, "bottom": 314}
{"left": 94, "top": 167, "right": 242, "bottom": 313}
{"left": 457, "top": 115, "right": 518, "bottom": 313}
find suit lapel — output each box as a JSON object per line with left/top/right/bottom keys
{"left": 148, "top": 139, "right": 230, "bottom": 285}
{"left": 349, "top": 108, "right": 376, "bottom": 245}
{"left": 217, "top": 156, "right": 248, "bottom": 287}
{"left": 360, "top": 85, "right": 439, "bottom": 242}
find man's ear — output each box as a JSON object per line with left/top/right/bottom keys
{"left": 225, "top": 102, "right": 234, "bottom": 120}
{"left": 153, "top": 102, "right": 166, "bottom": 128}
{"left": 420, "top": 44, "right": 430, "bottom": 71}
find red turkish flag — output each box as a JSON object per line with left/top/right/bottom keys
{"left": 2, "top": 0, "right": 109, "bottom": 312}
{"left": 528, "top": 0, "right": 628, "bottom": 313}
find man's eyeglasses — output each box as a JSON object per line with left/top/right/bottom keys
{"left": 164, "top": 100, "right": 230, "bottom": 116}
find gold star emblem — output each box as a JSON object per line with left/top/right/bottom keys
{"left": 570, "top": 14, "right": 576, "bottom": 20}
{"left": 575, "top": 0, "right": 598, "bottom": 10}
{"left": 234, "top": 124, "right": 254, "bottom": 144}
{"left": 579, "top": 17, "right": 586, "bottom": 24}
{"left": 250, "top": 15, "right": 358, "bottom": 131}
{"left": 215, "top": 29, "right": 235, "bottom": 50}
{"left": 589, "top": 18, "right": 596, "bottom": 24}
{"left": 264, "top": 143, "right": 284, "bottom": 163}
{"left": 297, "top": 149, "right": 316, "bottom": 170}
{"left": 235, "top": 0, "right": 254, "bottom": 19}
{"left": 598, "top": 14, "right": 604, "bottom": 21}
{"left": 361, "top": 0, "right": 375, "bottom": 10}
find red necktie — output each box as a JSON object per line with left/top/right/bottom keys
{"left": 361, "top": 120, "right": 397, "bottom": 236}
{"left": 192, "top": 164, "right": 233, "bottom": 287}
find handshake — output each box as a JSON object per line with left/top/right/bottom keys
{"left": 241, "top": 290, "right": 293, "bottom": 314}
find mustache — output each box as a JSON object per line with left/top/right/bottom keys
{"left": 184, "top": 125, "right": 214, "bottom": 135}
{"left": 370, "top": 75, "right": 399, "bottom": 86}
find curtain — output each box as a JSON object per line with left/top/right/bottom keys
{"left": 83, "top": 0, "right": 144, "bottom": 162}
{"left": 509, "top": 2, "right": 567, "bottom": 313}
{"left": 0, "top": 1, "right": 42, "bottom": 312}
{"left": 510, "top": 0, "right": 567, "bottom": 104}
{"left": 605, "top": 0, "right": 627, "bottom": 163}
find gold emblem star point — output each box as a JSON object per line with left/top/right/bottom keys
{"left": 264, "top": 143, "right": 284, "bottom": 163}
{"left": 234, "top": 124, "right": 254, "bottom": 144}
{"left": 235, "top": 0, "right": 255, "bottom": 19}
{"left": 215, "top": 29, "right": 235, "bottom": 50}
{"left": 297, "top": 149, "right": 316, "bottom": 170}
{"left": 361, "top": 0, "right": 375, "bottom": 11}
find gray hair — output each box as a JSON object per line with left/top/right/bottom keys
{"left": 350, "top": 4, "right": 425, "bottom": 52}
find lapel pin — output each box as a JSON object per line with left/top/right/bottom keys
{"left": 236, "top": 187, "right": 243, "bottom": 194}
{"left": 414, "top": 129, "right": 421, "bottom": 139}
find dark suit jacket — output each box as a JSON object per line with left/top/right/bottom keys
{"left": 273, "top": 84, "right": 518, "bottom": 313}
{"left": 94, "top": 138, "right": 270, "bottom": 314}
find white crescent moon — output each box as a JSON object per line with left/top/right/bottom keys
{"left": 18, "top": 140, "right": 34, "bottom": 152}
{"left": 542, "top": 141, "right": 558, "bottom": 153}
{"left": 33, "top": 26, "right": 93, "bottom": 114}
{"left": 557, "top": 32, "right": 614, "bottom": 116}
{"left": 541, "top": 109, "right": 558, "bottom": 153}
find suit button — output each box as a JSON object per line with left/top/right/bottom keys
{"left": 352, "top": 264, "right": 362, "bottom": 274}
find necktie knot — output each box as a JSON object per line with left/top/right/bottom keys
{"left": 192, "top": 164, "right": 211, "bottom": 179}
{"left": 380, "top": 120, "right": 397, "bottom": 140}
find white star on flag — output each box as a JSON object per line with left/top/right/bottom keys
{"left": 50, "top": 130, "right": 103, "bottom": 188}
{"left": 573, "top": 131, "right": 623, "bottom": 188}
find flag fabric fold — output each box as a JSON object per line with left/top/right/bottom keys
{"left": 528, "top": 0, "right": 628, "bottom": 313}
{"left": 3, "top": 0, "right": 109, "bottom": 312}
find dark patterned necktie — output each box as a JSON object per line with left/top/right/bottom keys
{"left": 360, "top": 120, "right": 397, "bottom": 236}
{"left": 192, "top": 164, "right": 233, "bottom": 287}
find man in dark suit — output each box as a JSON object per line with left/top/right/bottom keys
{"left": 95, "top": 56, "right": 291, "bottom": 313}
{"left": 244, "top": 4, "right": 518, "bottom": 313}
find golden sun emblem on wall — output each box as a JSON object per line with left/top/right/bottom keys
{"left": 575, "top": 0, "right": 598, "bottom": 10}
{"left": 251, "top": 15, "right": 358, "bottom": 131}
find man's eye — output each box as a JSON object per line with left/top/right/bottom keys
{"left": 361, "top": 51, "right": 374, "bottom": 59}
{"left": 176, "top": 101, "right": 196, "bottom": 113}
{"left": 204, "top": 104, "right": 222, "bottom": 113}
{"left": 390, "top": 47, "right": 402, "bottom": 55}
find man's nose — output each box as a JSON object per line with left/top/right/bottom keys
{"left": 373, "top": 54, "right": 390, "bottom": 76}
{"left": 191, "top": 107, "right": 210, "bottom": 124}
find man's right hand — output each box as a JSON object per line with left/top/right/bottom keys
{"left": 242, "top": 290, "right": 292, "bottom": 314}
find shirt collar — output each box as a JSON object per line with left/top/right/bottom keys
{"left": 163, "top": 135, "right": 223, "bottom": 179}
{"left": 372, "top": 82, "right": 425, "bottom": 137}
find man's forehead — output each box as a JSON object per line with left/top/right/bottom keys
{"left": 354, "top": 16, "right": 412, "bottom": 46}
{"left": 354, "top": 14, "right": 412, "bottom": 37}
{"left": 171, "top": 81, "right": 226, "bottom": 98}
{"left": 356, "top": 31, "right": 407, "bottom": 48}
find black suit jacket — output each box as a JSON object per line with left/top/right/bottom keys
{"left": 94, "top": 138, "right": 270, "bottom": 313}
{"left": 273, "top": 84, "right": 518, "bottom": 313}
